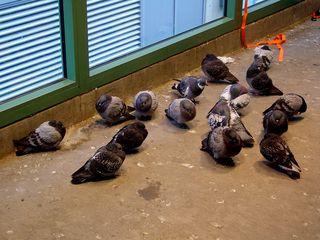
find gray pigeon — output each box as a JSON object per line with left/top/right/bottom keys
{"left": 263, "top": 93, "right": 307, "bottom": 119}
{"left": 263, "top": 110, "right": 288, "bottom": 135}
{"left": 254, "top": 45, "right": 273, "bottom": 71}
{"left": 246, "top": 60, "right": 283, "bottom": 96}
{"left": 165, "top": 98, "right": 196, "bottom": 129}
{"left": 13, "top": 120, "right": 66, "bottom": 156}
{"left": 220, "top": 83, "right": 250, "bottom": 114}
{"left": 260, "top": 133, "right": 301, "bottom": 179}
{"left": 207, "top": 99, "right": 254, "bottom": 147}
{"left": 133, "top": 90, "right": 158, "bottom": 120}
{"left": 96, "top": 94, "right": 135, "bottom": 126}
{"left": 201, "top": 127, "right": 242, "bottom": 165}
{"left": 71, "top": 143, "right": 126, "bottom": 184}
{"left": 171, "top": 76, "right": 208, "bottom": 103}
{"left": 201, "top": 54, "right": 239, "bottom": 84}
{"left": 108, "top": 121, "right": 148, "bottom": 153}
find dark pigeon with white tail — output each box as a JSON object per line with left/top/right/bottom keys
{"left": 108, "top": 122, "right": 148, "bottom": 153}
{"left": 71, "top": 143, "right": 126, "bottom": 184}
{"left": 13, "top": 120, "right": 66, "bottom": 156}
{"left": 260, "top": 133, "right": 301, "bottom": 179}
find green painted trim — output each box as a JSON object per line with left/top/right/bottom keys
{"left": 63, "top": 0, "right": 89, "bottom": 88}
{"left": 245, "top": 0, "right": 302, "bottom": 24}
{"left": 0, "top": 80, "right": 78, "bottom": 127}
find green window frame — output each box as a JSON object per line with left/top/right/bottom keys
{"left": 0, "top": 0, "right": 302, "bottom": 128}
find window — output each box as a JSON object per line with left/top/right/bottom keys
{"left": 0, "top": 0, "right": 64, "bottom": 103}
{"left": 87, "top": 0, "right": 226, "bottom": 69}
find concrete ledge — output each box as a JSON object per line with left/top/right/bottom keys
{"left": 0, "top": 0, "right": 318, "bottom": 158}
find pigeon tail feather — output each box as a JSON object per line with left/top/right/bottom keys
{"left": 71, "top": 165, "right": 93, "bottom": 184}
{"left": 225, "top": 72, "right": 239, "bottom": 84}
{"left": 200, "top": 138, "right": 209, "bottom": 152}
{"left": 268, "top": 85, "right": 283, "bottom": 96}
{"left": 126, "top": 105, "right": 135, "bottom": 112}
{"left": 171, "top": 84, "right": 177, "bottom": 90}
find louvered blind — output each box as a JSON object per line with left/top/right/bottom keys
{"left": 87, "top": 0, "right": 141, "bottom": 69}
{"left": 0, "top": 0, "right": 64, "bottom": 103}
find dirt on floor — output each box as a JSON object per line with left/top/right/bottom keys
{"left": 0, "top": 19, "right": 320, "bottom": 240}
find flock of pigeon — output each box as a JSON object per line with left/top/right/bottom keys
{"left": 12, "top": 45, "right": 307, "bottom": 184}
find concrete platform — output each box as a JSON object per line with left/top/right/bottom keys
{"left": 0, "top": 19, "right": 319, "bottom": 240}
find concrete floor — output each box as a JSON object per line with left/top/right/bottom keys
{"left": 1, "top": 19, "right": 320, "bottom": 240}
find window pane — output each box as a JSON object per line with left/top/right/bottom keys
{"left": 87, "top": 0, "right": 226, "bottom": 69}
{"left": 243, "top": 0, "right": 270, "bottom": 8}
{"left": 0, "top": 0, "right": 64, "bottom": 103}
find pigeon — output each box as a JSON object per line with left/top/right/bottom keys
{"left": 254, "top": 45, "right": 273, "bottom": 71}
{"left": 13, "top": 120, "right": 66, "bottom": 156}
{"left": 171, "top": 76, "right": 208, "bottom": 103}
{"left": 165, "top": 98, "right": 196, "bottom": 129}
{"left": 263, "top": 110, "right": 288, "bottom": 135}
{"left": 133, "top": 90, "right": 158, "bottom": 120}
{"left": 71, "top": 143, "right": 126, "bottom": 184}
{"left": 260, "top": 133, "right": 301, "bottom": 179}
{"left": 263, "top": 93, "right": 307, "bottom": 119}
{"left": 108, "top": 121, "right": 148, "bottom": 153}
{"left": 207, "top": 99, "right": 254, "bottom": 147}
{"left": 96, "top": 94, "right": 135, "bottom": 126}
{"left": 201, "top": 54, "right": 239, "bottom": 84}
{"left": 246, "top": 60, "right": 283, "bottom": 96}
{"left": 219, "top": 83, "right": 251, "bottom": 113}
{"left": 201, "top": 127, "right": 242, "bottom": 165}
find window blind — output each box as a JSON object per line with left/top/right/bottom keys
{"left": 0, "top": 0, "right": 64, "bottom": 103}
{"left": 87, "top": 0, "right": 141, "bottom": 68}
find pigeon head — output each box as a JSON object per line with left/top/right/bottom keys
{"left": 246, "top": 62, "right": 262, "bottom": 78}
{"left": 197, "top": 78, "right": 208, "bottom": 89}
{"left": 136, "top": 92, "right": 152, "bottom": 112}
{"left": 270, "top": 110, "right": 287, "bottom": 124}
{"left": 222, "top": 128, "right": 242, "bottom": 154}
{"left": 230, "top": 84, "right": 248, "bottom": 99}
{"left": 264, "top": 110, "right": 288, "bottom": 135}
{"left": 106, "top": 142, "right": 125, "bottom": 154}
{"left": 204, "top": 54, "right": 218, "bottom": 61}
{"left": 131, "top": 121, "right": 146, "bottom": 130}
{"left": 96, "top": 94, "right": 112, "bottom": 113}
{"left": 298, "top": 95, "right": 307, "bottom": 113}
{"left": 223, "top": 128, "right": 241, "bottom": 144}
{"left": 48, "top": 120, "right": 66, "bottom": 137}
{"left": 260, "top": 45, "right": 271, "bottom": 51}
{"left": 180, "top": 99, "right": 196, "bottom": 121}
